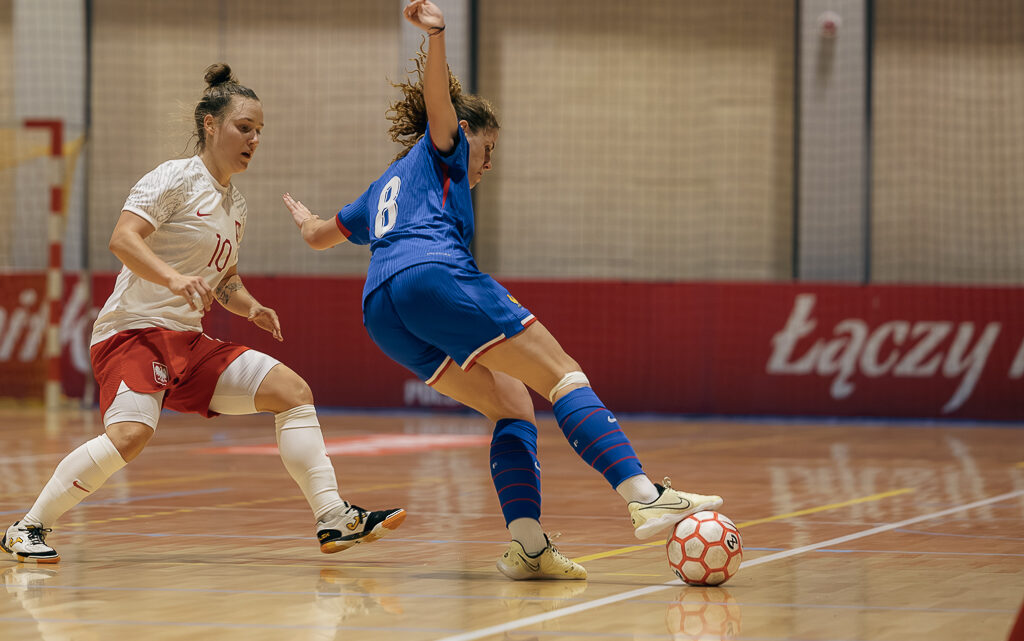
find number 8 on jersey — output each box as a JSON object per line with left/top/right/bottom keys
{"left": 375, "top": 175, "right": 401, "bottom": 237}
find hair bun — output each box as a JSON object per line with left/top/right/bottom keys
{"left": 203, "top": 63, "right": 235, "bottom": 88}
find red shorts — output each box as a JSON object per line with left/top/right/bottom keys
{"left": 90, "top": 327, "right": 249, "bottom": 418}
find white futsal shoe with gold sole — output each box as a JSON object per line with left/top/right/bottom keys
{"left": 628, "top": 477, "right": 723, "bottom": 539}
{"left": 496, "top": 534, "right": 587, "bottom": 580}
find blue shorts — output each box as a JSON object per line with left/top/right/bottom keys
{"left": 363, "top": 262, "right": 537, "bottom": 384}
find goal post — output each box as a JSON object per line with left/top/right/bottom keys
{"left": 0, "top": 118, "right": 66, "bottom": 410}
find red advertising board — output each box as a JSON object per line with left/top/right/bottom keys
{"left": 2, "top": 273, "right": 1022, "bottom": 421}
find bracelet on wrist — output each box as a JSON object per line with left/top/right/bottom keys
{"left": 428, "top": 24, "right": 445, "bottom": 37}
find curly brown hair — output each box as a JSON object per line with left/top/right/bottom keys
{"left": 387, "top": 43, "right": 499, "bottom": 162}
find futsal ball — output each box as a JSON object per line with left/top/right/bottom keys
{"left": 666, "top": 511, "right": 742, "bottom": 586}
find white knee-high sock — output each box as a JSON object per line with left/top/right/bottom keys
{"left": 23, "top": 434, "right": 127, "bottom": 528}
{"left": 274, "top": 404, "right": 346, "bottom": 521}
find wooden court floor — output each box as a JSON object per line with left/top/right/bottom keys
{"left": 1, "top": 406, "right": 1022, "bottom": 641}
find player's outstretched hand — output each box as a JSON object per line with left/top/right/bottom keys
{"left": 248, "top": 305, "right": 283, "bottom": 342}
{"left": 283, "top": 192, "right": 318, "bottom": 229}
{"left": 403, "top": 0, "right": 445, "bottom": 33}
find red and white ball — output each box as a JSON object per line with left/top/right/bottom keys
{"left": 666, "top": 511, "right": 742, "bottom": 586}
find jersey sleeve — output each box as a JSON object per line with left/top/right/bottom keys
{"left": 122, "top": 162, "right": 186, "bottom": 230}
{"left": 424, "top": 122, "right": 468, "bottom": 175}
{"left": 336, "top": 185, "right": 373, "bottom": 246}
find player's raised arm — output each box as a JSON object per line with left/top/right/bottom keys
{"left": 283, "top": 192, "right": 347, "bottom": 250}
{"left": 403, "top": 0, "right": 458, "bottom": 153}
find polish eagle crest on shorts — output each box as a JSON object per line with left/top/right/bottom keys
{"left": 152, "top": 362, "right": 169, "bottom": 386}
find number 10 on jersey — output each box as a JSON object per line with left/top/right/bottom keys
{"left": 207, "top": 233, "right": 233, "bottom": 272}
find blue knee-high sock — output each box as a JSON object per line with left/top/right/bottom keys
{"left": 490, "top": 419, "right": 541, "bottom": 525}
{"left": 553, "top": 387, "right": 644, "bottom": 488}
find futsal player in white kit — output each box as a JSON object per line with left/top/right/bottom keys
{"left": 1, "top": 64, "right": 405, "bottom": 564}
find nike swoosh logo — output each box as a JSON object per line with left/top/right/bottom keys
{"left": 638, "top": 496, "right": 691, "bottom": 512}
{"left": 517, "top": 554, "right": 540, "bottom": 572}
{"left": 196, "top": 209, "right": 213, "bottom": 217}
{"left": 72, "top": 480, "right": 90, "bottom": 492}
{"left": 607, "top": 416, "right": 618, "bottom": 423}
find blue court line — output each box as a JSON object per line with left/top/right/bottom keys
{"left": 632, "top": 599, "right": 1016, "bottom": 615}
{"left": 79, "top": 487, "right": 231, "bottom": 504}
{"left": 0, "top": 617, "right": 460, "bottom": 634}
{"left": 311, "top": 405, "right": 1024, "bottom": 428}
{"left": 475, "top": 630, "right": 1000, "bottom": 641}
{"left": 0, "top": 617, "right": 879, "bottom": 641}
{"left": 0, "top": 488, "right": 230, "bottom": 514}
{"left": 777, "top": 548, "right": 1024, "bottom": 558}
{"left": 11, "top": 582, "right": 1014, "bottom": 615}
{"left": 434, "top": 490, "right": 1024, "bottom": 641}
{"left": 893, "top": 528, "right": 1024, "bottom": 541}
{"left": 6, "top": 583, "right": 555, "bottom": 601}
{"left": 21, "top": 529, "right": 1024, "bottom": 558}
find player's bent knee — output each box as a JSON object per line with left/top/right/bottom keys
{"left": 548, "top": 371, "right": 591, "bottom": 403}
{"left": 488, "top": 376, "right": 535, "bottom": 423}
{"left": 498, "top": 392, "right": 535, "bottom": 423}
{"left": 210, "top": 350, "right": 282, "bottom": 415}
{"left": 255, "top": 365, "right": 314, "bottom": 413}
{"left": 105, "top": 421, "right": 154, "bottom": 461}
{"left": 458, "top": 394, "right": 533, "bottom": 424}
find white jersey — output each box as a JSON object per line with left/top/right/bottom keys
{"left": 91, "top": 156, "right": 248, "bottom": 345}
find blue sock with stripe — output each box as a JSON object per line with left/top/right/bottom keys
{"left": 490, "top": 419, "right": 541, "bottom": 526}
{"left": 553, "top": 387, "right": 644, "bottom": 488}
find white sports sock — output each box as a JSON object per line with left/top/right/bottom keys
{"left": 274, "top": 404, "right": 346, "bottom": 521}
{"left": 508, "top": 517, "right": 548, "bottom": 555}
{"left": 615, "top": 474, "right": 660, "bottom": 504}
{"left": 23, "top": 434, "right": 127, "bottom": 528}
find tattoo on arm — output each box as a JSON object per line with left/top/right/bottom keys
{"left": 215, "top": 276, "right": 244, "bottom": 306}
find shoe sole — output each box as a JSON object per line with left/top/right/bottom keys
{"left": 496, "top": 559, "right": 534, "bottom": 580}
{"left": 320, "top": 509, "right": 407, "bottom": 554}
{"left": 0, "top": 541, "right": 60, "bottom": 565}
{"left": 495, "top": 560, "right": 587, "bottom": 581}
{"left": 633, "top": 498, "right": 724, "bottom": 539}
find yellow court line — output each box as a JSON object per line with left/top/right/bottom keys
{"left": 61, "top": 478, "right": 444, "bottom": 527}
{"left": 735, "top": 487, "right": 915, "bottom": 528}
{"left": 573, "top": 543, "right": 658, "bottom": 562}
{"left": 572, "top": 487, "right": 915, "bottom": 563}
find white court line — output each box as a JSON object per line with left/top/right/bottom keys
{"left": 433, "top": 489, "right": 1024, "bottom": 641}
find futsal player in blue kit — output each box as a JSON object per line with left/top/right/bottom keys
{"left": 284, "top": 0, "right": 723, "bottom": 581}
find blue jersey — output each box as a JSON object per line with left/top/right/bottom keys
{"left": 336, "top": 123, "right": 478, "bottom": 302}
